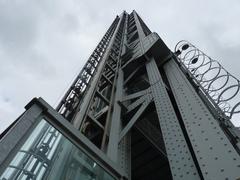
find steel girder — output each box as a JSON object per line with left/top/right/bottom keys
{"left": 164, "top": 59, "right": 240, "bottom": 180}
{"left": 145, "top": 57, "right": 201, "bottom": 180}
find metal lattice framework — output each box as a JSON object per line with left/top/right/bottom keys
{"left": 56, "top": 17, "right": 120, "bottom": 119}
{"left": 175, "top": 40, "right": 240, "bottom": 120}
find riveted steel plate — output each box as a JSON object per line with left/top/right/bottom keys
{"left": 146, "top": 57, "right": 200, "bottom": 180}
{"left": 164, "top": 59, "right": 240, "bottom": 180}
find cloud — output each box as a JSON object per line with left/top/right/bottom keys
{"left": 0, "top": 1, "right": 40, "bottom": 52}
{"left": 0, "top": 0, "right": 240, "bottom": 132}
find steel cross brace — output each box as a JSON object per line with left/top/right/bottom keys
{"left": 135, "top": 118, "right": 167, "bottom": 158}
{"left": 119, "top": 93, "right": 153, "bottom": 142}
{"left": 121, "top": 89, "right": 150, "bottom": 102}
{"left": 125, "top": 93, "right": 151, "bottom": 113}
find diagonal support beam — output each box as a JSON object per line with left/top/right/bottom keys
{"left": 119, "top": 96, "right": 151, "bottom": 142}
{"left": 96, "top": 91, "right": 110, "bottom": 105}
{"left": 128, "top": 31, "right": 138, "bottom": 41}
{"left": 121, "top": 88, "right": 150, "bottom": 102}
{"left": 87, "top": 114, "right": 104, "bottom": 130}
{"left": 123, "top": 65, "right": 142, "bottom": 86}
{"left": 135, "top": 119, "right": 167, "bottom": 158}
{"left": 128, "top": 39, "right": 139, "bottom": 48}
{"left": 126, "top": 94, "right": 150, "bottom": 112}
{"left": 102, "top": 74, "right": 113, "bottom": 86}
{"left": 105, "top": 62, "right": 115, "bottom": 73}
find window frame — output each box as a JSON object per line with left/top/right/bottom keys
{"left": 0, "top": 97, "right": 126, "bottom": 179}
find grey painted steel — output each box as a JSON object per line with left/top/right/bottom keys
{"left": 164, "top": 59, "right": 240, "bottom": 180}
{"left": 107, "top": 69, "right": 124, "bottom": 162}
{"left": 123, "top": 65, "right": 141, "bottom": 86}
{"left": 72, "top": 14, "right": 124, "bottom": 129}
{"left": 135, "top": 118, "right": 167, "bottom": 157}
{"left": 119, "top": 94, "right": 152, "bottom": 142}
{"left": 107, "top": 14, "right": 132, "bottom": 179}
{"left": 146, "top": 56, "right": 201, "bottom": 180}
{"left": 101, "top": 14, "right": 126, "bottom": 150}
{"left": 174, "top": 41, "right": 240, "bottom": 152}
{"left": 126, "top": 93, "right": 150, "bottom": 112}
{"left": 175, "top": 41, "right": 240, "bottom": 120}
{"left": 133, "top": 10, "right": 146, "bottom": 51}
{"left": 122, "top": 89, "right": 149, "bottom": 102}
{"left": 56, "top": 17, "right": 119, "bottom": 118}
{"left": 118, "top": 134, "right": 131, "bottom": 179}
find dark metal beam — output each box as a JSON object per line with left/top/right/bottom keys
{"left": 119, "top": 97, "right": 151, "bottom": 142}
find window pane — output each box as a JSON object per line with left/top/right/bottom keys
{"left": 0, "top": 119, "right": 115, "bottom": 180}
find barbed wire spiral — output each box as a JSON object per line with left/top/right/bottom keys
{"left": 175, "top": 40, "right": 240, "bottom": 121}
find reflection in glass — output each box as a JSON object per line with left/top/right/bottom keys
{"left": 0, "top": 119, "right": 114, "bottom": 180}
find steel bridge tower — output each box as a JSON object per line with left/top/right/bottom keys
{"left": 1, "top": 10, "right": 240, "bottom": 180}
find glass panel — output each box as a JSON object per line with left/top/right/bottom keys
{"left": 0, "top": 119, "right": 115, "bottom": 180}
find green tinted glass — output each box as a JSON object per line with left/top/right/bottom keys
{"left": 0, "top": 119, "right": 115, "bottom": 180}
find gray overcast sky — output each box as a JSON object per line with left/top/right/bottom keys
{"left": 0, "top": 0, "right": 240, "bottom": 132}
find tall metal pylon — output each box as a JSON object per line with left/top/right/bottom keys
{"left": 1, "top": 10, "right": 240, "bottom": 180}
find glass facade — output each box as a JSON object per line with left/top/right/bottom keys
{"left": 0, "top": 119, "right": 115, "bottom": 180}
